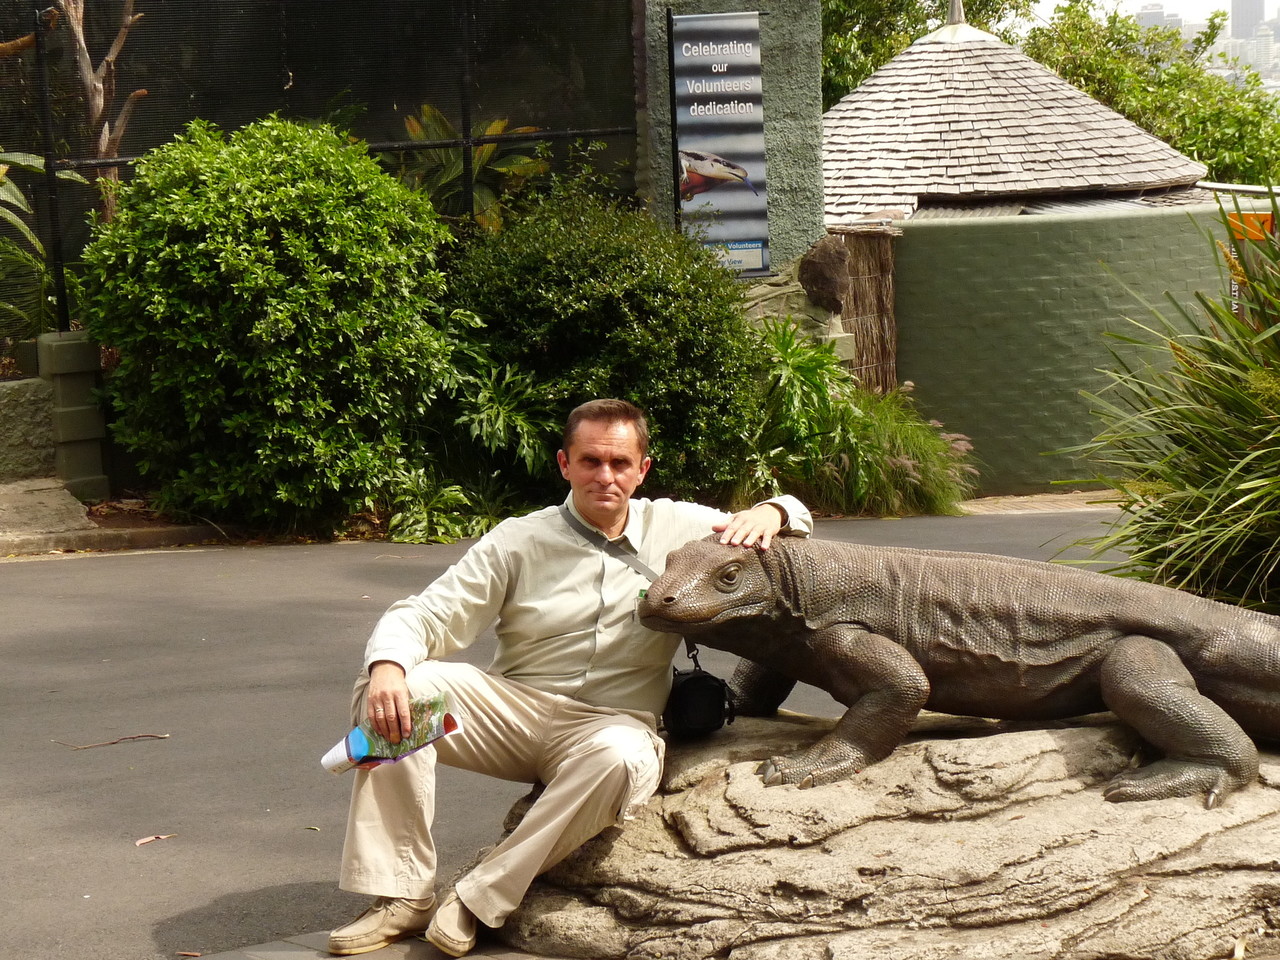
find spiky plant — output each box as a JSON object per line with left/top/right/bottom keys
{"left": 1075, "top": 199, "right": 1280, "bottom": 610}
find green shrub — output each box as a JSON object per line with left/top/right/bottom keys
{"left": 1074, "top": 203, "right": 1280, "bottom": 610}
{"left": 81, "top": 117, "right": 462, "bottom": 531}
{"left": 443, "top": 178, "right": 763, "bottom": 502}
{"left": 853, "top": 384, "right": 977, "bottom": 516}
{"left": 378, "top": 359, "right": 561, "bottom": 540}
{"left": 743, "top": 317, "right": 976, "bottom": 516}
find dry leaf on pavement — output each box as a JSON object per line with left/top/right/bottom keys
{"left": 134, "top": 834, "right": 176, "bottom": 846}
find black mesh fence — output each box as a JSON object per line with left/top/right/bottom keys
{"left": 0, "top": 0, "right": 638, "bottom": 337}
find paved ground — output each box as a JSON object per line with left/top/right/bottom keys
{"left": 0, "top": 478, "right": 1125, "bottom": 960}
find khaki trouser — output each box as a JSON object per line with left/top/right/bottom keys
{"left": 339, "top": 660, "right": 665, "bottom": 928}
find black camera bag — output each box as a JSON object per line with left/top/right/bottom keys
{"left": 663, "top": 640, "right": 735, "bottom": 739}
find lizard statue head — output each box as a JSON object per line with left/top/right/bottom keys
{"left": 638, "top": 534, "right": 785, "bottom": 633}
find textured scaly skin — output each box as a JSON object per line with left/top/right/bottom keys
{"left": 638, "top": 536, "right": 1280, "bottom": 806}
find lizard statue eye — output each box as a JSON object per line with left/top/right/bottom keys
{"left": 715, "top": 562, "right": 743, "bottom": 593}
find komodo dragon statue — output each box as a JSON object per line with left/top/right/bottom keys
{"left": 637, "top": 536, "right": 1280, "bottom": 807}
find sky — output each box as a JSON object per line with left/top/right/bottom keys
{"left": 1029, "top": 0, "right": 1245, "bottom": 26}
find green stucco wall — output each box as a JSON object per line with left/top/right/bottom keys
{"left": 639, "top": 0, "right": 826, "bottom": 266}
{"left": 894, "top": 204, "right": 1236, "bottom": 496}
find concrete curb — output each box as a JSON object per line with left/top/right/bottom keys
{"left": 958, "top": 491, "right": 1122, "bottom": 515}
{"left": 0, "top": 523, "right": 224, "bottom": 558}
{"left": 0, "top": 492, "right": 1123, "bottom": 560}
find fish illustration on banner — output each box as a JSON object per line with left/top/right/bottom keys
{"left": 678, "top": 149, "right": 758, "bottom": 200}
{"left": 670, "top": 11, "right": 770, "bottom": 276}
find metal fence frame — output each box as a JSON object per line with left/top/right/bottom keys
{"left": 26, "top": 0, "right": 638, "bottom": 332}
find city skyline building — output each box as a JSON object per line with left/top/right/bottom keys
{"left": 1032, "top": 0, "right": 1280, "bottom": 82}
{"left": 1137, "top": 3, "right": 1168, "bottom": 26}
{"left": 1233, "top": 0, "right": 1265, "bottom": 37}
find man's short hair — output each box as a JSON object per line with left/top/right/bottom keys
{"left": 562, "top": 399, "right": 650, "bottom": 456}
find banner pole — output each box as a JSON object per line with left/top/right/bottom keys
{"left": 666, "top": 7, "right": 682, "bottom": 226}
{"left": 32, "top": 3, "right": 71, "bottom": 334}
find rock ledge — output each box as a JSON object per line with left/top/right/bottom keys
{"left": 499, "top": 713, "right": 1280, "bottom": 960}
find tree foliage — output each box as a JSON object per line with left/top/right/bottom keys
{"left": 0, "top": 150, "right": 88, "bottom": 340}
{"left": 821, "top": 0, "right": 1032, "bottom": 108}
{"left": 1022, "top": 0, "right": 1280, "bottom": 184}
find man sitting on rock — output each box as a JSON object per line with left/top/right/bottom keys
{"left": 329, "top": 398, "right": 811, "bottom": 956}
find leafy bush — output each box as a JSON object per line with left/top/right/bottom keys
{"left": 376, "top": 359, "right": 560, "bottom": 541}
{"left": 81, "top": 117, "right": 463, "bottom": 531}
{"left": 854, "top": 384, "right": 977, "bottom": 516}
{"left": 1074, "top": 202, "right": 1280, "bottom": 610}
{"left": 443, "top": 177, "right": 763, "bottom": 502}
{"left": 0, "top": 149, "right": 88, "bottom": 341}
{"left": 743, "top": 317, "right": 976, "bottom": 515}
{"left": 381, "top": 467, "right": 494, "bottom": 543}
{"left": 390, "top": 103, "right": 548, "bottom": 232}
{"left": 0, "top": 239, "right": 52, "bottom": 342}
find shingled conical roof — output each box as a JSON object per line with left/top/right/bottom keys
{"left": 822, "top": 10, "right": 1208, "bottom": 225}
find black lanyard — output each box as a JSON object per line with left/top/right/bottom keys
{"left": 557, "top": 503, "right": 659, "bottom": 581}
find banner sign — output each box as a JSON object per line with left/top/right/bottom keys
{"left": 1227, "top": 210, "right": 1276, "bottom": 319}
{"left": 669, "top": 11, "right": 770, "bottom": 276}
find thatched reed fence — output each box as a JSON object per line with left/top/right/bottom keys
{"left": 828, "top": 223, "right": 900, "bottom": 394}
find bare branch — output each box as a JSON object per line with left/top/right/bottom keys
{"left": 56, "top": 0, "right": 100, "bottom": 126}
{"left": 98, "top": 5, "right": 145, "bottom": 83}
{"left": 104, "top": 88, "right": 149, "bottom": 158}
{"left": 53, "top": 0, "right": 145, "bottom": 220}
{"left": 100, "top": 57, "right": 115, "bottom": 122}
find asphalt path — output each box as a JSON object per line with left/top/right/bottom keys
{"left": 0, "top": 510, "right": 1121, "bottom": 960}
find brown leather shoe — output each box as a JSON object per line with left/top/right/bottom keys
{"left": 423, "top": 891, "right": 478, "bottom": 957}
{"left": 328, "top": 895, "right": 437, "bottom": 956}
